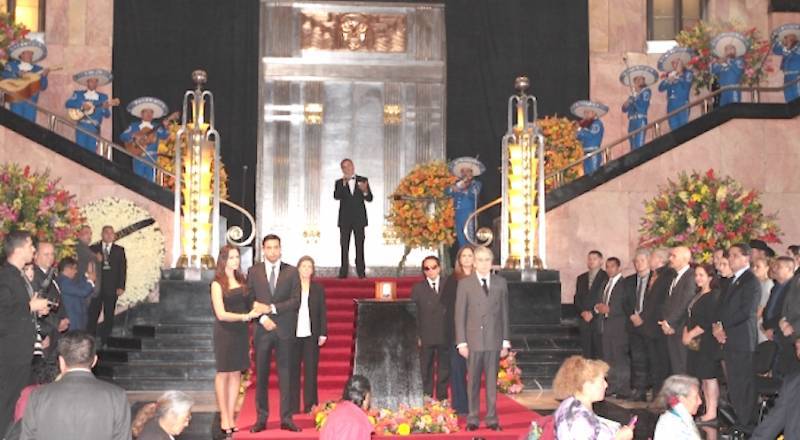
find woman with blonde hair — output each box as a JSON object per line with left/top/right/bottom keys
{"left": 552, "top": 356, "right": 633, "bottom": 440}
{"left": 441, "top": 244, "right": 475, "bottom": 414}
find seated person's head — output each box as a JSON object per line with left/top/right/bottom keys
{"left": 552, "top": 355, "right": 609, "bottom": 404}
{"left": 57, "top": 331, "right": 97, "bottom": 373}
{"left": 342, "top": 375, "right": 371, "bottom": 410}
{"left": 656, "top": 375, "right": 701, "bottom": 415}
{"left": 156, "top": 391, "right": 194, "bottom": 436}
{"left": 58, "top": 257, "right": 78, "bottom": 279}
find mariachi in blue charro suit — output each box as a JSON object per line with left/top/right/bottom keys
{"left": 710, "top": 32, "right": 748, "bottom": 106}
{"left": 1, "top": 39, "right": 49, "bottom": 122}
{"left": 120, "top": 97, "right": 171, "bottom": 181}
{"left": 620, "top": 65, "right": 657, "bottom": 150}
{"left": 447, "top": 157, "right": 485, "bottom": 248}
{"left": 771, "top": 24, "right": 800, "bottom": 103}
{"left": 658, "top": 47, "right": 695, "bottom": 131}
{"left": 65, "top": 69, "right": 113, "bottom": 153}
{"left": 571, "top": 100, "right": 608, "bottom": 175}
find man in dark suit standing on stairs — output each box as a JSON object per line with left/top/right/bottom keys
{"left": 411, "top": 255, "right": 450, "bottom": 401}
{"left": 334, "top": 158, "right": 373, "bottom": 279}
{"left": 248, "top": 234, "right": 302, "bottom": 433}
{"left": 659, "top": 246, "right": 695, "bottom": 375}
{"left": 88, "top": 225, "right": 126, "bottom": 341}
{"left": 574, "top": 250, "right": 608, "bottom": 359}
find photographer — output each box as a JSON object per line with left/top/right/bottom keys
{"left": 32, "top": 243, "right": 69, "bottom": 359}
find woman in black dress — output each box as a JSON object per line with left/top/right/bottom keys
{"left": 211, "top": 245, "right": 257, "bottom": 436}
{"left": 682, "top": 263, "right": 721, "bottom": 424}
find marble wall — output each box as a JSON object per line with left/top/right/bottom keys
{"left": 550, "top": 117, "right": 800, "bottom": 302}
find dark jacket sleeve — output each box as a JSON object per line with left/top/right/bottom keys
{"left": 622, "top": 275, "right": 637, "bottom": 317}
{"left": 274, "top": 267, "right": 301, "bottom": 314}
{"left": 333, "top": 179, "right": 347, "bottom": 200}
{"left": 751, "top": 373, "right": 800, "bottom": 440}
{"left": 722, "top": 275, "right": 760, "bottom": 329}
{"left": 118, "top": 247, "right": 127, "bottom": 290}
{"left": 358, "top": 176, "right": 374, "bottom": 202}
{"left": 315, "top": 283, "right": 328, "bottom": 337}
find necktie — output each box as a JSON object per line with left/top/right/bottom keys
{"left": 636, "top": 276, "right": 647, "bottom": 313}
{"left": 648, "top": 271, "right": 658, "bottom": 289}
{"left": 431, "top": 282, "right": 437, "bottom": 293}
{"left": 481, "top": 278, "right": 489, "bottom": 296}
{"left": 602, "top": 279, "right": 613, "bottom": 306}
{"left": 669, "top": 274, "right": 679, "bottom": 296}
{"left": 269, "top": 265, "right": 276, "bottom": 292}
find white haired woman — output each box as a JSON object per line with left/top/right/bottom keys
{"left": 137, "top": 391, "right": 195, "bottom": 440}
{"left": 653, "top": 375, "right": 702, "bottom": 439}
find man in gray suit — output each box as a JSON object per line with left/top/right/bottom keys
{"left": 21, "top": 331, "right": 131, "bottom": 440}
{"left": 455, "top": 246, "right": 509, "bottom": 432}
{"left": 659, "top": 246, "right": 696, "bottom": 375}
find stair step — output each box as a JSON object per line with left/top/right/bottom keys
{"left": 108, "top": 377, "right": 214, "bottom": 391}
{"left": 128, "top": 349, "right": 215, "bottom": 362}
{"left": 98, "top": 363, "right": 217, "bottom": 380}
{"left": 140, "top": 337, "right": 213, "bottom": 349}
{"left": 155, "top": 323, "right": 214, "bottom": 336}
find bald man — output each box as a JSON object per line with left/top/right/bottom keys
{"left": 659, "top": 246, "right": 696, "bottom": 375}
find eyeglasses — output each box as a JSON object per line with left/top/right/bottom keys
{"left": 423, "top": 266, "right": 439, "bottom": 271}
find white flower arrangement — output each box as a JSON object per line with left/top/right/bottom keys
{"left": 80, "top": 197, "right": 165, "bottom": 307}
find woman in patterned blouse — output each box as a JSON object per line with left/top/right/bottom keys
{"left": 552, "top": 356, "right": 634, "bottom": 440}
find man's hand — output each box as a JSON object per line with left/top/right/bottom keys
{"left": 630, "top": 313, "right": 643, "bottom": 327}
{"left": 42, "top": 335, "right": 50, "bottom": 349}
{"left": 253, "top": 302, "right": 272, "bottom": 315}
{"left": 712, "top": 323, "right": 727, "bottom": 344}
{"left": 58, "top": 318, "right": 70, "bottom": 332}
{"left": 81, "top": 102, "right": 93, "bottom": 111}
{"left": 458, "top": 346, "right": 469, "bottom": 359}
{"left": 102, "top": 100, "right": 113, "bottom": 109}
{"left": 318, "top": 336, "right": 327, "bottom": 347}
{"left": 42, "top": 68, "right": 50, "bottom": 77}
{"left": 500, "top": 347, "right": 509, "bottom": 358}
{"left": 357, "top": 180, "right": 369, "bottom": 193}
{"left": 595, "top": 303, "right": 610, "bottom": 315}
{"left": 658, "top": 320, "right": 674, "bottom": 335}
{"left": 29, "top": 293, "right": 49, "bottom": 314}
{"left": 764, "top": 328, "right": 774, "bottom": 340}
{"left": 417, "top": 338, "right": 422, "bottom": 349}
{"left": 580, "top": 311, "right": 593, "bottom": 323}
{"left": 116, "top": 288, "right": 124, "bottom": 297}
{"left": 86, "top": 269, "right": 97, "bottom": 284}
{"left": 261, "top": 317, "right": 277, "bottom": 332}
{"left": 780, "top": 319, "right": 795, "bottom": 337}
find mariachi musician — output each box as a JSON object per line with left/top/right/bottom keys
{"left": 65, "top": 68, "right": 119, "bottom": 153}
{"left": 120, "top": 97, "right": 177, "bottom": 182}
{"left": 1, "top": 39, "right": 50, "bottom": 122}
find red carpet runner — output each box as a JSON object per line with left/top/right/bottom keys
{"left": 234, "top": 277, "right": 539, "bottom": 439}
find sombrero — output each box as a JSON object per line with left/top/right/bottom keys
{"left": 570, "top": 100, "right": 609, "bottom": 119}
{"left": 771, "top": 23, "right": 800, "bottom": 43}
{"left": 711, "top": 32, "right": 749, "bottom": 58}
{"left": 126, "top": 97, "right": 168, "bottom": 119}
{"left": 657, "top": 47, "right": 695, "bottom": 72}
{"left": 449, "top": 157, "right": 486, "bottom": 177}
{"left": 749, "top": 239, "right": 776, "bottom": 258}
{"left": 8, "top": 39, "right": 47, "bottom": 63}
{"left": 73, "top": 68, "right": 113, "bottom": 87}
{"left": 619, "top": 65, "right": 659, "bottom": 87}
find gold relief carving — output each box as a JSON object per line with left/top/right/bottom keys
{"left": 304, "top": 103, "right": 323, "bottom": 125}
{"left": 300, "top": 11, "right": 407, "bottom": 52}
{"left": 383, "top": 104, "right": 402, "bottom": 125}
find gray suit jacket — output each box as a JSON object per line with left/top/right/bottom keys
{"left": 454, "top": 273, "right": 510, "bottom": 352}
{"left": 662, "top": 267, "right": 696, "bottom": 329}
{"left": 21, "top": 370, "right": 131, "bottom": 440}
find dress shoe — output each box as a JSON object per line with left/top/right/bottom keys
{"left": 358, "top": 274, "right": 367, "bottom": 279}
{"left": 465, "top": 423, "right": 479, "bottom": 431}
{"left": 281, "top": 422, "right": 302, "bottom": 432}
{"left": 303, "top": 405, "right": 314, "bottom": 413}
{"left": 337, "top": 273, "right": 348, "bottom": 279}
{"left": 249, "top": 422, "right": 266, "bottom": 433}
{"left": 487, "top": 423, "right": 502, "bottom": 431}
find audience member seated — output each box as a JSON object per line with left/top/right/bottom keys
{"left": 653, "top": 375, "right": 702, "bottom": 439}
{"left": 136, "top": 391, "right": 194, "bottom": 440}
{"left": 320, "top": 375, "right": 373, "bottom": 440}
{"left": 552, "top": 356, "right": 633, "bottom": 440}
{"left": 3, "top": 359, "right": 59, "bottom": 440}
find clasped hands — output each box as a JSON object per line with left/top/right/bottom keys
{"left": 657, "top": 320, "right": 675, "bottom": 335}
{"left": 252, "top": 301, "right": 277, "bottom": 331}
{"left": 712, "top": 322, "right": 727, "bottom": 344}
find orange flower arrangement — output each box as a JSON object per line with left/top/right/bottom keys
{"left": 539, "top": 116, "right": 584, "bottom": 189}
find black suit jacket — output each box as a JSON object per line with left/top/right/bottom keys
{"left": 622, "top": 272, "right": 650, "bottom": 331}
{"left": 333, "top": 175, "right": 373, "bottom": 227}
{"left": 640, "top": 266, "right": 675, "bottom": 338}
{"left": 0, "top": 262, "right": 36, "bottom": 364}
{"left": 662, "top": 267, "right": 696, "bottom": 329}
{"left": 574, "top": 269, "right": 608, "bottom": 321}
{"left": 763, "top": 281, "right": 790, "bottom": 332}
{"left": 32, "top": 266, "right": 66, "bottom": 356}
{"left": 718, "top": 269, "right": 760, "bottom": 352}
{"left": 89, "top": 243, "right": 126, "bottom": 292}
{"left": 599, "top": 275, "right": 631, "bottom": 321}
{"left": 247, "top": 261, "right": 301, "bottom": 340}
{"left": 411, "top": 277, "right": 449, "bottom": 346}
{"left": 750, "top": 371, "right": 800, "bottom": 440}
{"left": 137, "top": 419, "right": 170, "bottom": 440}
{"left": 307, "top": 282, "right": 328, "bottom": 338}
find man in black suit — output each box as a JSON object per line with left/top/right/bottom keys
{"left": 248, "top": 234, "right": 302, "bottom": 433}
{"left": 713, "top": 243, "right": 760, "bottom": 427}
{"left": 594, "top": 257, "right": 631, "bottom": 398}
{"left": 751, "top": 339, "right": 800, "bottom": 439}
{"left": 623, "top": 249, "right": 652, "bottom": 401}
{"left": 333, "top": 158, "right": 373, "bottom": 279}
{"left": 763, "top": 257, "right": 795, "bottom": 377}
{"left": 574, "top": 250, "right": 607, "bottom": 359}
{"left": 410, "top": 255, "right": 450, "bottom": 401}
{"left": 640, "top": 249, "right": 674, "bottom": 396}
{"left": 20, "top": 331, "right": 130, "bottom": 440}
{"left": 32, "top": 242, "right": 69, "bottom": 359}
{"left": 788, "top": 245, "right": 800, "bottom": 276}
{"left": 0, "top": 231, "right": 50, "bottom": 436}
{"left": 659, "top": 246, "right": 696, "bottom": 375}
{"left": 778, "top": 265, "right": 800, "bottom": 377}
{"left": 87, "top": 225, "right": 126, "bottom": 339}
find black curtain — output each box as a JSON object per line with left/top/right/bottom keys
{"left": 770, "top": 0, "right": 800, "bottom": 12}
{"left": 112, "top": 0, "right": 259, "bottom": 226}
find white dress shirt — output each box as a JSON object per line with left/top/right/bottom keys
{"left": 347, "top": 176, "right": 356, "bottom": 194}
{"left": 428, "top": 275, "right": 440, "bottom": 293}
{"left": 296, "top": 286, "right": 312, "bottom": 338}
{"left": 259, "top": 260, "right": 281, "bottom": 324}
{"left": 670, "top": 265, "right": 691, "bottom": 295}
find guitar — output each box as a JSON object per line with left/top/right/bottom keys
{"left": 89, "top": 218, "right": 156, "bottom": 249}
{"left": 67, "top": 97, "right": 120, "bottom": 121}
{"left": 0, "top": 67, "right": 63, "bottom": 103}
{"left": 123, "top": 112, "right": 180, "bottom": 156}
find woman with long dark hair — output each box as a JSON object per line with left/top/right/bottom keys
{"left": 211, "top": 245, "right": 258, "bottom": 436}
{"left": 441, "top": 244, "right": 475, "bottom": 414}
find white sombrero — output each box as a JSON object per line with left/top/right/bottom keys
{"left": 449, "top": 157, "right": 486, "bottom": 177}
{"left": 711, "top": 32, "right": 749, "bottom": 58}
{"left": 657, "top": 47, "right": 695, "bottom": 72}
{"left": 73, "top": 68, "right": 113, "bottom": 87}
{"left": 619, "top": 65, "right": 659, "bottom": 87}
{"left": 8, "top": 39, "right": 47, "bottom": 63}
{"left": 126, "top": 97, "right": 168, "bottom": 119}
{"left": 570, "top": 100, "right": 609, "bottom": 119}
{"left": 771, "top": 23, "right": 800, "bottom": 43}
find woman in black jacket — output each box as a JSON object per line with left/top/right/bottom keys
{"left": 291, "top": 256, "right": 328, "bottom": 413}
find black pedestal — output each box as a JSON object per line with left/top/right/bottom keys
{"left": 498, "top": 271, "right": 562, "bottom": 325}
{"left": 353, "top": 299, "right": 423, "bottom": 410}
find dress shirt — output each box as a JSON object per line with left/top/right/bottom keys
{"left": 636, "top": 272, "right": 649, "bottom": 313}
{"left": 296, "top": 285, "right": 312, "bottom": 338}
{"left": 670, "top": 265, "right": 690, "bottom": 295}
{"left": 258, "top": 260, "right": 281, "bottom": 324}
{"left": 347, "top": 176, "right": 356, "bottom": 194}
{"left": 733, "top": 265, "right": 749, "bottom": 284}
{"left": 428, "top": 276, "right": 440, "bottom": 293}
{"left": 139, "top": 121, "right": 153, "bottom": 130}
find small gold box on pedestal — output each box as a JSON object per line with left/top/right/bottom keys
{"left": 374, "top": 281, "right": 397, "bottom": 301}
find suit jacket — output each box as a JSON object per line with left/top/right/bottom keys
{"left": 136, "top": 419, "right": 170, "bottom": 440}
{"left": 641, "top": 266, "right": 675, "bottom": 338}
{"left": 32, "top": 266, "right": 66, "bottom": 352}
{"left": 0, "top": 262, "right": 36, "bottom": 364}
{"left": 76, "top": 242, "right": 101, "bottom": 297}
{"left": 781, "top": 273, "right": 800, "bottom": 338}
{"left": 763, "top": 281, "right": 790, "bottom": 332}
{"left": 750, "top": 371, "right": 800, "bottom": 440}
{"left": 718, "top": 269, "right": 761, "bottom": 352}
{"left": 411, "top": 277, "right": 449, "bottom": 346}
{"left": 454, "top": 273, "right": 509, "bottom": 352}
{"left": 595, "top": 275, "right": 631, "bottom": 331}
{"left": 306, "top": 282, "right": 328, "bottom": 338}
{"left": 333, "top": 175, "right": 373, "bottom": 228}
{"left": 622, "top": 272, "right": 650, "bottom": 331}
{"left": 21, "top": 370, "right": 131, "bottom": 440}
{"left": 574, "top": 269, "right": 608, "bottom": 323}
{"left": 247, "top": 261, "right": 301, "bottom": 340}
{"left": 662, "top": 267, "right": 696, "bottom": 330}
{"left": 56, "top": 274, "right": 94, "bottom": 331}
{"left": 90, "top": 242, "right": 126, "bottom": 293}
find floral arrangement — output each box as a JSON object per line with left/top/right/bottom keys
{"left": 0, "top": 164, "right": 84, "bottom": 259}
{"left": 80, "top": 197, "right": 165, "bottom": 307}
{"left": 312, "top": 398, "right": 459, "bottom": 435}
{"left": 498, "top": 350, "right": 525, "bottom": 394}
{"left": 539, "top": 116, "right": 584, "bottom": 188}
{"left": 639, "top": 169, "right": 781, "bottom": 263}
{"left": 676, "top": 21, "right": 773, "bottom": 94}
{"left": 156, "top": 121, "right": 230, "bottom": 199}
{"left": 0, "top": 13, "right": 29, "bottom": 64}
